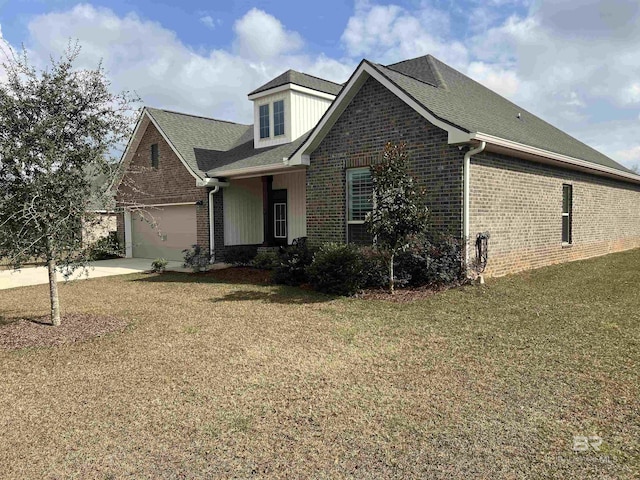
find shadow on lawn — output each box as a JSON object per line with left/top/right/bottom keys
{"left": 210, "top": 288, "right": 334, "bottom": 305}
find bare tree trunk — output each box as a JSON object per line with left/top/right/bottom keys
{"left": 389, "top": 253, "right": 395, "bottom": 295}
{"left": 46, "top": 253, "right": 61, "bottom": 326}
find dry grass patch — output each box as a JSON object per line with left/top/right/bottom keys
{"left": 0, "top": 249, "right": 639, "bottom": 478}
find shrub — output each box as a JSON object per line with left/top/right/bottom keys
{"left": 151, "top": 258, "right": 168, "bottom": 273}
{"left": 252, "top": 250, "right": 279, "bottom": 270}
{"left": 224, "top": 245, "right": 258, "bottom": 266}
{"left": 395, "top": 235, "right": 464, "bottom": 287}
{"left": 182, "top": 244, "right": 211, "bottom": 272}
{"left": 272, "top": 237, "right": 313, "bottom": 286}
{"left": 306, "top": 243, "right": 365, "bottom": 296}
{"left": 359, "top": 246, "right": 388, "bottom": 288}
{"left": 87, "top": 232, "right": 121, "bottom": 260}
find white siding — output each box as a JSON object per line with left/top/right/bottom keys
{"left": 290, "top": 91, "right": 333, "bottom": 140}
{"left": 272, "top": 170, "right": 306, "bottom": 242}
{"left": 252, "top": 88, "right": 334, "bottom": 148}
{"left": 224, "top": 178, "right": 264, "bottom": 245}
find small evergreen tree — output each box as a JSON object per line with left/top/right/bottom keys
{"left": 0, "top": 42, "right": 139, "bottom": 325}
{"left": 365, "top": 142, "right": 429, "bottom": 294}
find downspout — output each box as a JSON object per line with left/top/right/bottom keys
{"left": 463, "top": 141, "right": 486, "bottom": 271}
{"left": 197, "top": 177, "right": 229, "bottom": 262}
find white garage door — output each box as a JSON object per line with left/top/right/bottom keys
{"left": 131, "top": 205, "right": 197, "bottom": 261}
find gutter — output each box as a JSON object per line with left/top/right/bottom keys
{"left": 463, "top": 141, "right": 486, "bottom": 270}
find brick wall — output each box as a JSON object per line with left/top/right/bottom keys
{"left": 470, "top": 151, "right": 640, "bottom": 277}
{"left": 307, "top": 77, "right": 465, "bottom": 246}
{"left": 116, "top": 121, "right": 210, "bottom": 252}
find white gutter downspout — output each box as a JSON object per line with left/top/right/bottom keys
{"left": 463, "top": 141, "right": 486, "bottom": 272}
{"left": 196, "top": 177, "right": 229, "bottom": 262}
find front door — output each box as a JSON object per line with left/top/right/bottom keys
{"left": 270, "top": 189, "right": 287, "bottom": 246}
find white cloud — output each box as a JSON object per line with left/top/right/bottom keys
{"left": 199, "top": 15, "right": 219, "bottom": 30}
{"left": 466, "top": 61, "right": 521, "bottom": 99}
{"left": 615, "top": 146, "right": 640, "bottom": 163}
{"left": 19, "top": 4, "right": 351, "bottom": 124}
{"left": 233, "top": 8, "right": 303, "bottom": 60}
{"left": 340, "top": 0, "right": 468, "bottom": 68}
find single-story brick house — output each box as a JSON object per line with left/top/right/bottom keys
{"left": 116, "top": 55, "right": 640, "bottom": 277}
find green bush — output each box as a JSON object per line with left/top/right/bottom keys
{"left": 359, "top": 246, "right": 388, "bottom": 288}
{"left": 252, "top": 250, "right": 280, "bottom": 270}
{"left": 182, "top": 244, "right": 211, "bottom": 272}
{"left": 87, "top": 232, "right": 121, "bottom": 260}
{"left": 395, "top": 235, "right": 464, "bottom": 287}
{"left": 224, "top": 245, "right": 258, "bottom": 266}
{"left": 151, "top": 258, "right": 168, "bottom": 273}
{"left": 306, "top": 243, "right": 365, "bottom": 296}
{"left": 272, "top": 237, "right": 313, "bottom": 286}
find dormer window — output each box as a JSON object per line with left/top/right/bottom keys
{"left": 274, "top": 100, "right": 285, "bottom": 136}
{"left": 259, "top": 104, "right": 270, "bottom": 139}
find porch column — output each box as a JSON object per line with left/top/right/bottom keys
{"left": 262, "top": 176, "right": 273, "bottom": 246}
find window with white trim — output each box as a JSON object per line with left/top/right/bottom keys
{"left": 562, "top": 184, "right": 572, "bottom": 244}
{"left": 259, "top": 104, "right": 270, "bottom": 139}
{"left": 347, "top": 168, "right": 373, "bottom": 244}
{"left": 273, "top": 100, "right": 285, "bottom": 136}
{"left": 274, "top": 203, "right": 287, "bottom": 238}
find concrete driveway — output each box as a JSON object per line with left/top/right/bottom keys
{"left": 0, "top": 258, "right": 183, "bottom": 290}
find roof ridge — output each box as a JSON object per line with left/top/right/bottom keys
{"left": 379, "top": 63, "right": 439, "bottom": 89}
{"left": 146, "top": 107, "right": 251, "bottom": 127}
{"left": 385, "top": 54, "right": 447, "bottom": 90}
{"left": 289, "top": 69, "right": 343, "bottom": 87}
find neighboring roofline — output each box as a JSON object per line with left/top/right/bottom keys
{"left": 207, "top": 162, "right": 305, "bottom": 179}
{"left": 472, "top": 132, "right": 640, "bottom": 185}
{"left": 248, "top": 83, "right": 337, "bottom": 101}
{"left": 288, "top": 60, "right": 470, "bottom": 165}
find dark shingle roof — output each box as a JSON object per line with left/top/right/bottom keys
{"left": 202, "top": 133, "right": 311, "bottom": 176}
{"left": 146, "top": 108, "right": 252, "bottom": 177}
{"left": 375, "top": 55, "right": 632, "bottom": 174}
{"left": 249, "top": 70, "right": 342, "bottom": 97}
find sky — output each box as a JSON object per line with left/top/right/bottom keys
{"left": 0, "top": 0, "right": 639, "bottom": 169}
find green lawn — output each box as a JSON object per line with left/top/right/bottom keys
{"left": 1, "top": 250, "right": 638, "bottom": 479}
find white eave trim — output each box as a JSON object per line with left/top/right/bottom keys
{"left": 207, "top": 162, "right": 305, "bottom": 179}
{"left": 471, "top": 132, "right": 640, "bottom": 185}
{"left": 288, "top": 61, "right": 469, "bottom": 165}
{"left": 248, "top": 83, "right": 337, "bottom": 101}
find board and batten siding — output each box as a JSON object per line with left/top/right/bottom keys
{"left": 253, "top": 91, "right": 291, "bottom": 149}
{"left": 272, "top": 170, "right": 307, "bottom": 242}
{"left": 223, "top": 177, "right": 264, "bottom": 246}
{"left": 289, "top": 91, "right": 333, "bottom": 140}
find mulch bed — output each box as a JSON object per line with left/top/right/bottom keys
{"left": 203, "top": 267, "right": 273, "bottom": 285}
{"left": 0, "top": 313, "right": 128, "bottom": 350}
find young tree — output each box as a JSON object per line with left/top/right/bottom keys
{"left": 365, "top": 142, "right": 429, "bottom": 294}
{"left": 0, "top": 42, "right": 139, "bottom": 325}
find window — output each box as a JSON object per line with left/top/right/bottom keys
{"left": 347, "top": 168, "right": 373, "bottom": 244}
{"left": 562, "top": 184, "right": 572, "bottom": 244}
{"left": 274, "top": 203, "right": 287, "bottom": 238}
{"left": 259, "top": 104, "right": 270, "bottom": 139}
{"left": 273, "top": 100, "right": 285, "bottom": 136}
{"left": 151, "top": 143, "right": 159, "bottom": 168}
